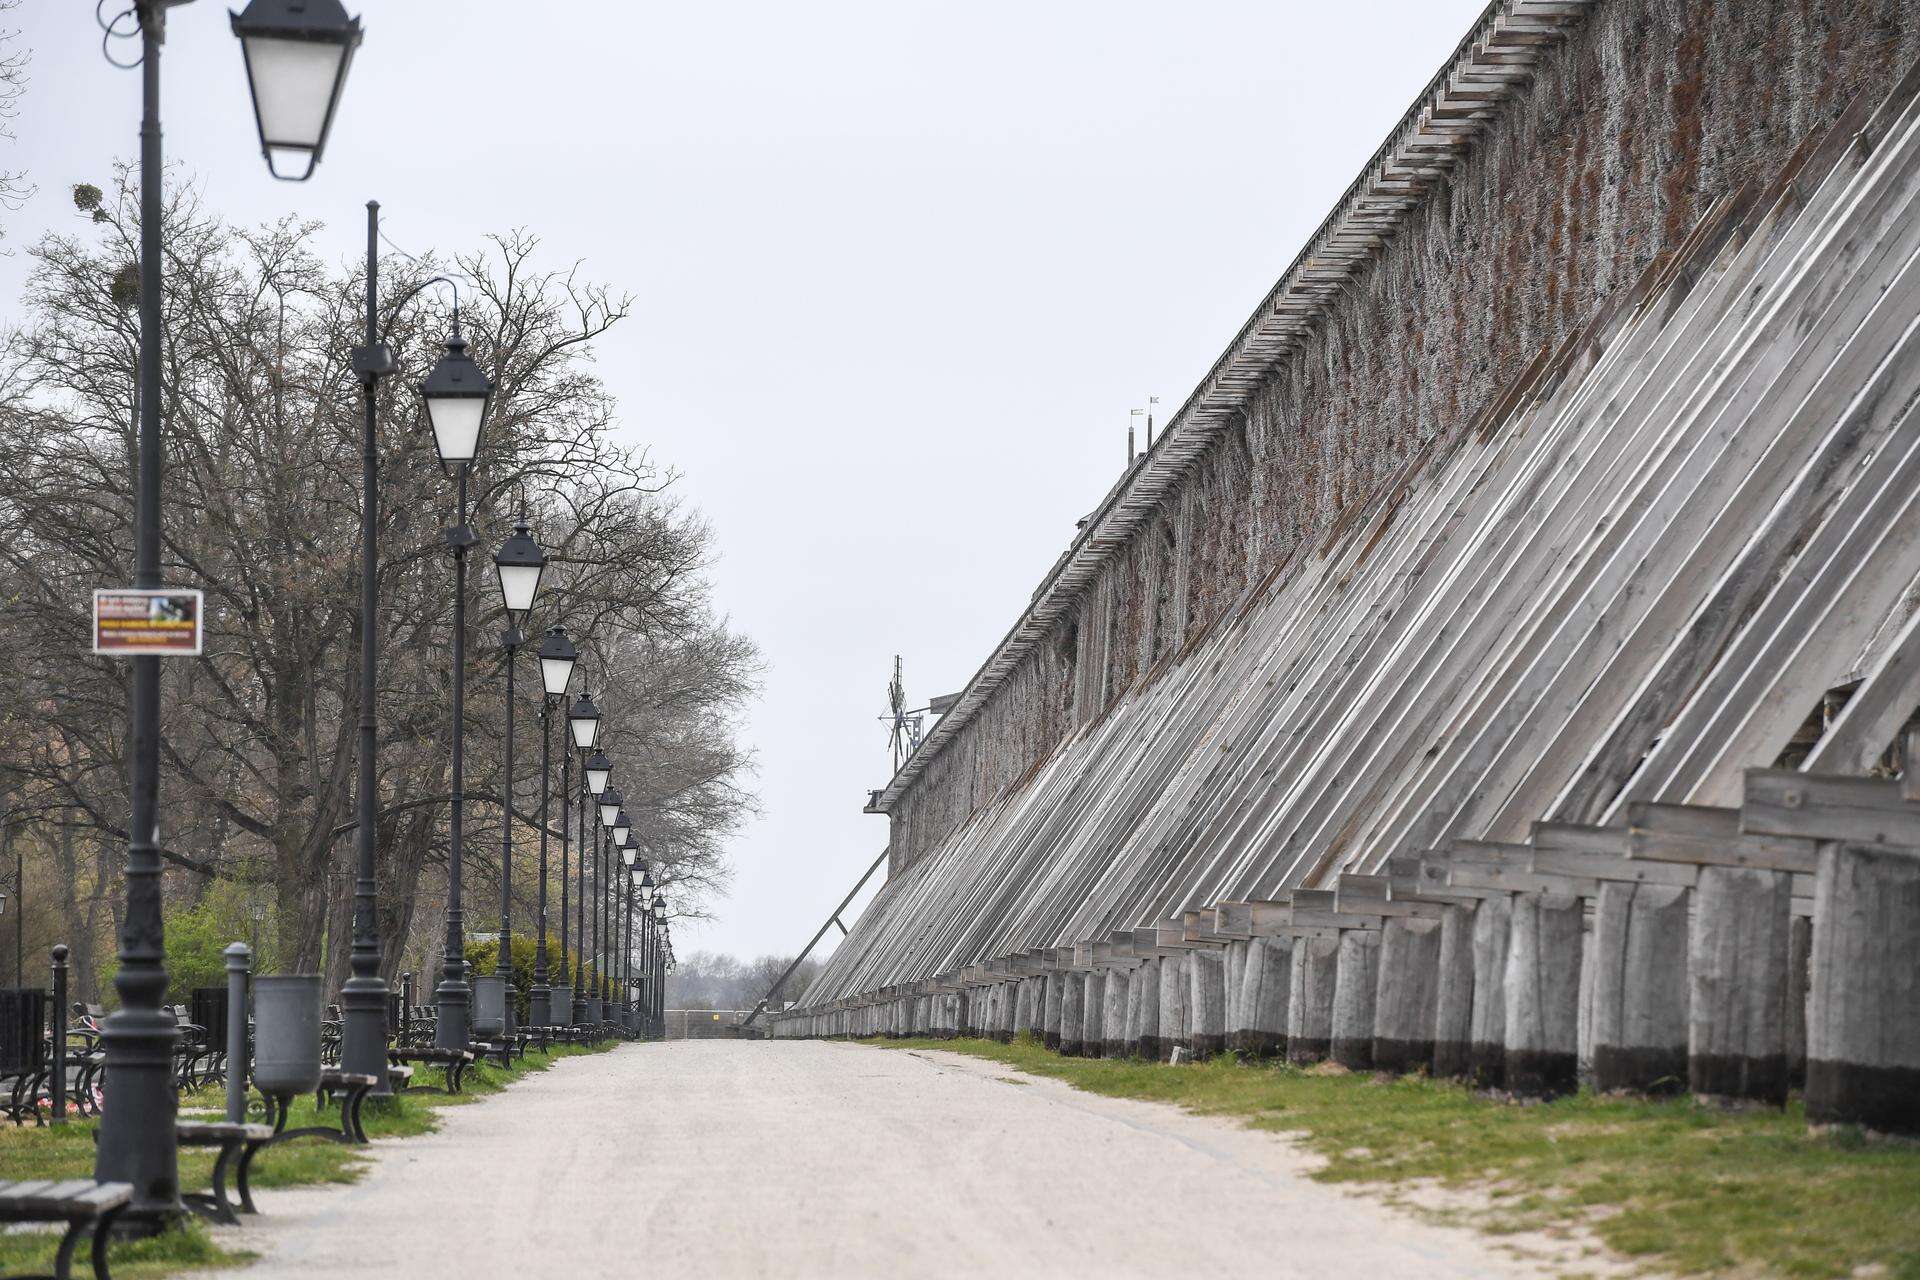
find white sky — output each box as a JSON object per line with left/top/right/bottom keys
{"left": 3, "top": 0, "right": 1486, "bottom": 962}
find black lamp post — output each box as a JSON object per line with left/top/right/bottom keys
{"left": 584, "top": 753, "right": 611, "bottom": 1012}
{"left": 566, "top": 691, "right": 601, "bottom": 1023}
{"left": 616, "top": 841, "right": 635, "bottom": 1022}
{"left": 530, "top": 626, "right": 575, "bottom": 1028}
{"left": 619, "top": 852, "right": 636, "bottom": 1028}
{"left": 480, "top": 519, "right": 545, "bottom": 1037}
{"left": 421, "top": 312, "right": 494, "bottom": 1053}
{"left": 96, "top": 0, "right": 358, "bottom": 1218}
{"left": 653, "top": 898, "right": 669, "bottom": 1036}
{"left": 610, "top": 809, "right": 633, "bottom": 1013}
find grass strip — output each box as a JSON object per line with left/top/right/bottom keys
{"left": 0, "top": 1038, "right": 614, "bottom": 1278}
{"left": 869, "top": 1035, "right": 1920, "bottom": 1279}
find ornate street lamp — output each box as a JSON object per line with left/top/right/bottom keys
{"left": 95, "top": 0, "right": 361, "bottom": 1216}
{"left": 493, "top": 519, "right": 546, "bottom": 618}
{"left": 597, "top": 785, "right": 621, "bottom": 832}
{"left": 530, "top": 626, "right": 575, "bottom": 1028}
{"left": 421, "top": 324, "right": 491, "bottom": 466}
{"left": 567, "top": 691, "right": 600, "bottom": 1022}
{"left": 476, "top": 519, "right": 546, "bottom": 1040}
{"left": 585, "top": 751, "right": 612, "bottom": 799}
{"left": 422, "top": 316, "right": 495, "bottom": 1053}
{"left": 230, "top": 0, "right": 363, "bottom": 180}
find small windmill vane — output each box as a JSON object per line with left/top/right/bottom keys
{"left": 880, "top": 655, "right": 927, "bottom": 773}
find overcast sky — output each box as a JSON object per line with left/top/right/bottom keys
{"left": 4, "top": 0, "right": 1485, "bottom": 963}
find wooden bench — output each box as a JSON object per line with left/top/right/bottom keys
{"left": 386, "top": 1048, "right": 471, "bottom": 1095}
{"left": 0, "top": 1178, "right": 131, "bottom": 1279}
{"left": 312, "top": 1069, "right": 379, "bottom": 1144}
{"left": 176, "top": 1122, "right": 273, "bottom": 1225}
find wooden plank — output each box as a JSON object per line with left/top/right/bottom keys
{"left": 1530, "top": 845, "right": 1697, "bottom": 886}
{"left": 1449, "top": 863, "right": 1600, "bottom": 897}
{"left": 1741, "top": 768, "right": 1920, "bottom": 848}
{"left": 1626, "top": 801, "right": 1821, "bottom": 873}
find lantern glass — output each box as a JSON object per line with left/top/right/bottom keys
{"left": 426, "top": 392, "right": 484, "bottom": 464}
{"left": 585, "top": 752, "right": 612, "bottom": 796}
{"left": 537, "top": 628, "right": 577, "bottom": 698}
{"left": 230, "top": 0, "right": 361, "bottom": 180}
{"left": 621, "top": 845, "right": 636, "bottom": 869}
{"left": 567, "top": 693, "right": 601, "bottom": 750}
{"left": 419, "top": 337, "right": 491, "bottom": 464}
{"left": 599, "top": 800, "right": 619, "bottom": 828}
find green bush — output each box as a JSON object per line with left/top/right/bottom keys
{"left": 464, "top": 934, "right": 585, "bottom": 1021}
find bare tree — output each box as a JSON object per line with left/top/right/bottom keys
{"left": 0, "top": 1, "right": 31, "bottom": 231}
{"left": 0, "top": 176, "right": 757, "bottom": 988}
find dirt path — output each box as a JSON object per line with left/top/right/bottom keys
{"left": 225, "top": 1040, "right": 1577, "bottom": 1278}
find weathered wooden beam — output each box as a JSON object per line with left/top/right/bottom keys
{"left": 1742, "top": 768, "right": 1920, "bottom": 848}
{"left": 1627, "top": 801, "right": 1820, "bottom": 874}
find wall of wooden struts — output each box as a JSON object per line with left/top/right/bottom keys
{"left": 879, "top": 0, "right": 1920, "bottom": 871}
{"left": 782, "top": 39, "right": 1920, "bottom": 1137}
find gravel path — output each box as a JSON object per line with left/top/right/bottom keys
{"left": 226, "top": 1040, "right": 1572, "bottom": 1279}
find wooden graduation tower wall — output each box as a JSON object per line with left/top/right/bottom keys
{"left": 774, "top": 0, "right": 1920, "bottom": 1134}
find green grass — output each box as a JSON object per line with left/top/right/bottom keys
{"left": 0, "top": 1038, "right": 616, "bottom": 1277}
{"left": 870, "top": 1036, "right": 1920, "bottom": 1279}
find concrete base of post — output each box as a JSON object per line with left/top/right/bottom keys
{"left": 1288, "top": 936, "right": 1339, "bottom": 1065}
{"left": 1503, "top": 893, "right": 1582, "bottom": 1099}
{"left": 1060, "top": 973, "right": 1086, "bottom": 1056}
{"left": 1102, "top": 969, "right": 1130, "bottom": 1058}
{"left": 1468, "top": 896, "right": 1512, "bottom": 1089}
{"left": 1190, "top": 949, "right": 1227, "bottom": 1059}
{"left": 1158, "top": 954, "right": 1189, "bottom": 1062}
{"left": 1042, "top": 973, "right": 1065, "bottom": 1051}
{"left": 1233, "top": 937, "right": 1290, "bottom": 1058}
{"left": 1080, "top": 972, "right": 1105, "bottom": 1058}
{"left": 1806, "top": 843, "right": 1920, "bottom": 1135}
{"left": 1690, "top": 865, "right": 1791, "bottom": 1106}
{"left": 1331, "top": 930, "right": 1381, "bottom": 1070}
{"left": 1432, "top": 903, "right": 1475, "bottom": 1079}
{"left": 1590, "top": 882, "right": 1689, "bottom": 1095}
{"left": 1373, "top": 918, "right": 1441, "bottom": 1073}
{"left": 1134, "top": 957, "right": 1163, "bottom": 1061}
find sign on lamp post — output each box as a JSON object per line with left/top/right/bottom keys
{"left": 93, "top": 589, "right": 204, "bottom": 656}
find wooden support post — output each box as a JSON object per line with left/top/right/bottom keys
{"left": 1190, "top": 948, "right": 1227, "bottom": 1059}
{"left": 1432, "top": 903, "right": 1475, "bottom": 1078}
{"left": 1060, "top": 972, "right": 1085, "bottom": 1057}
{"left": 1081, "top": 971, "right": 1105, "bottom": 1058}
{"left": 1690, "top": 866, "right": 1791, "bottom": 1106}
{"left": 1590, "top": 882, "right": 1689, "bottom": 1094}
{"left": 1373, "top": 917, "right": 1441, "bottom": 1073}
{"left": 999, "top": 981, "right": 1018, "bottom": 1043}
{"left": 1013, "top": 977, "right": 1035, "bottom": 1040}
{"left": 1288, "top": 935, "right": 1339, "bottom": 1065}
{"left": 1102, "top": 968, "right": 1129, "bottom": 1058}
{"left": 1052, "top": 971, "right": 1067, "bottom": 1051}
{"left": 1224, "top": 940, "right": 1248, "bottom": 1048}
{"left": 1331, "top": 930, "right": 1381, "bottom": 1070}
{"left": 1787, "top": 915, "right": 1811, "bottom": 1089}
{"left": 1132, "top": 957, "right": 1161, "bottom": 1060}
{"left": 1469, "top": 895, "right": 1512, "bottom": 1088}
{"left": 1158, "top": 953, "right": 1190, "bottom": 1061}
{"left": 1233, "top": 937, "right": 1290, "bottom": 1058}
{"left": 1504, "top": 893, "right": 1582, "bottom": 1098}
{"left": 1806, "top": 843, "right": 1920, "bottom": 1134}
